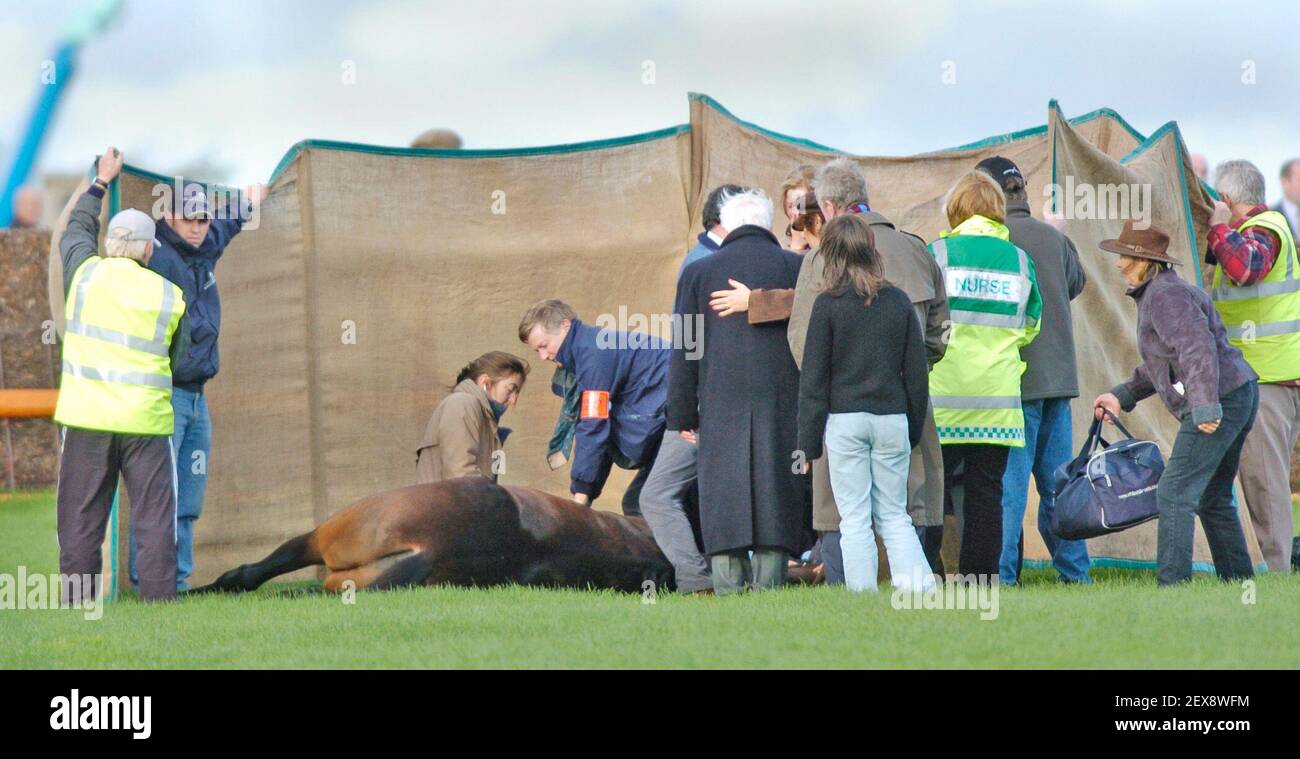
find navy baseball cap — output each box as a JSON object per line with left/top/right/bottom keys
{"left": 975, "top": 156, "right": 1024, "bottom": 192}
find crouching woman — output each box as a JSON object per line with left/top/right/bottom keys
{"left": 796, "top": 214, "right": 935, "bottom": 592}
{"left": 1092, "top": 222, "right": 1257, "bottom": 586}
{"left": 417, "top": 351, "right": 528, "bottom": 483}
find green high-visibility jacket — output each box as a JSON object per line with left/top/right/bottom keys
{"left": 927, "top": 215, "right": 1041, "bottom": 446}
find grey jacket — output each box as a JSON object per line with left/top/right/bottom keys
{"left": 1005, "top": 199, "right": 1086, "bottom": 400}
{"left": 1111, "top": 268, "right": 1256, "bottom": 424}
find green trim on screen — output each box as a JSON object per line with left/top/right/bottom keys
{"left": 106, "top": 489, "right": 119, "bottom": 602}
{"left": 1022, "top": 558, "right": 1268, "bottom": 574}
{"left": 946, "top": 99, "right": 1148, "bottom": 153}
{"left": 111, "top": 125, "right": 690, "bottom": 190}
{"left": 265, "top": 125, "right": 691, "bottom": 185}
{"left": 116, "top": 165, "right": 241, "bottom": 205}
{"left": 105, "top": 182, "right": 122, "bottom": 602}
{"left": 687, "top": 92, "right": 841, "bottom": 153}
{"left": 1118, "top": 121, "right": 1202, "bottom": 282}
{"left": 108, "top": 174, "right": 120, "bottom": 216}
{"left": 1049, "top": 104, "right": 1060, "bottom": 215}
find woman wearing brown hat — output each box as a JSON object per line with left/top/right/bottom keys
{"left": 1092, "top": 221, "right": 1258, "bottom": 586}
{"left": 780, "top": 165, "right": 817, "bottom": 252}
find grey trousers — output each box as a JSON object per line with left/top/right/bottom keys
{"left": 57, "top": 428, "right": 177, "bottom": 602}
{"left": 638, "top": 431, "right": 711, "bottom": 592}
{"left": 711, "top": 548, "right": 786, "bottom": 595}
{"left": 1236, "top": 383, "right": 1300, "bottom": 572}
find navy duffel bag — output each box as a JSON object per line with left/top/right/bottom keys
{"left": 1050, "top": 409, "right": 1164, "bottom": 540}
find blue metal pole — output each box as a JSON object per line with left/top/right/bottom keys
{"left": 0, "top": 43, "right": 76, "bottom": 228}
{"left": 0, "top": 0, "right": 124, "bottom": 227}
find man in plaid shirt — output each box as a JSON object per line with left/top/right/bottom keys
{"left": 1206, "top": 159, "right": 1300, "bottom": 572}
{"left": 1208, "top": 202, "right": 1285, "bottom": 289}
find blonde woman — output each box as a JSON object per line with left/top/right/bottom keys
{"left": 417, "top": 351, "right": 528, "bottom": 483}
{"left": 927, "top": 171, "right": 1042, "bottom": 577}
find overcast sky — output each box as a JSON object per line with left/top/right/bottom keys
{"left": 2, "top": 0, "right": 1297, "bottom": 201}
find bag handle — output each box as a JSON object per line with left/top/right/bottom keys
{"left": 1065, "top": 414, "right": 1106, "bottom": 472}
{"left": 1097, "top": 407, "right": 1137, "bottom": 441}
{"left": 1065, "top": 408, "right": 1135, "bottom": 472}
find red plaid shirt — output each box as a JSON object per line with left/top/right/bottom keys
{"left": 1207, "top": 204, "right": 1281, "bottom": 286}
{"left": 1207, "top": 204, "right": 1300, "bottom": 385}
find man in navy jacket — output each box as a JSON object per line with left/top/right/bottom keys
{"left": 130, "top": 181, "right": 266, "bottom": 591}
{"left": 519, "top": 299, "right": 668, "bottom": 516}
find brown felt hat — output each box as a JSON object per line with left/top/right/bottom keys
{"left": 790, "top": 190, "right": 822, "bottom": 232}
{"left": 1099, "top": 220, "right": 1180, "bottom": 265}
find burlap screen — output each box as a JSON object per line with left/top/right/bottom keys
{"left": 51, "top": 94, "right": 1261, "bottom": 584}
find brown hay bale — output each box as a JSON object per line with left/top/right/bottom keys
{"left": 0, "top": 227, "right": 60, "bottom": 489}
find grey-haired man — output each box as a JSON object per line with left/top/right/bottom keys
{"left": 55, "top": 148, "right": 189, "bottom": 603}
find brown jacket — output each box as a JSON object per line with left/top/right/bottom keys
{"left": 770, "top": 210, "right": 949, "bottom": 531}
{"left": 416, "top": 379, "right": 502, "bottom": 484}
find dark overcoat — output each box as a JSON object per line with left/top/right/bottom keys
{"left": 667, "top": 224, "right": 808, "bottom": 555}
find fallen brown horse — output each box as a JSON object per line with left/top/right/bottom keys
{"left": 195, "top": 476, "right": 676, "bottom": 594}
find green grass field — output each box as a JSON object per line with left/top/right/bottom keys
{"left": 2, "top": 490, "right": 1297, "bottom": 669}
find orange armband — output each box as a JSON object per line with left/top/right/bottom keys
{"left": 580, "top": 390, "right": 610, "bottom": 420}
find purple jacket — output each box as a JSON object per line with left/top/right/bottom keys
{"left": 1111, "top": 268, "right": 1256, "bottom": 424}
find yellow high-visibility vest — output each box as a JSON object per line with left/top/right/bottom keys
{"left": 1211, "top": 210, "right": 1300, "bottom": 383}
{"left": 53, "top": 256, "right": 185, "bottom": 435}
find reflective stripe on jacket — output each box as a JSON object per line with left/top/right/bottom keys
{"left": 54, "top": 257, "right": 186, "bottom": 435}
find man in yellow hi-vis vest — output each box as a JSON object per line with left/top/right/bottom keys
{"left": 55, "top": 147, "right": 188, "bottom": 603}
{"left": 1208, "top": 159, "right": 1300, "bottom": 573}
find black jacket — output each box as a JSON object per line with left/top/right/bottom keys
{"left": 797, "top": 285, "right": 929, "bottom": 458}
{"left": 669, "top": 224, "right": 808, "bottom": 555}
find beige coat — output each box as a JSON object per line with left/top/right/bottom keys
{"left": 787, "top": 211, "right": 949, "bottom": 530}
{"left": 416, "top": 379, "right": 502, "bottom": 484}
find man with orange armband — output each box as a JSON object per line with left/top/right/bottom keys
{"left": 518, "top": 299, "right": 668, "bottom": 518}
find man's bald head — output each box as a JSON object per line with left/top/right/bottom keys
{"left": 11, "top": 186, "right": 43, "bottom": 229}
{"left": 1190, "top": 153, "right": 1209, "bottom": 182}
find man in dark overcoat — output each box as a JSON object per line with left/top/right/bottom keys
{"left": 668, "top": 188, "right": 809, "bottom": 594}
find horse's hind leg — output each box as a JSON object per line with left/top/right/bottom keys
{"left": 192, "top": 532, "right": 322, "bottom": 594}
{"left": 322, "top": 549, "right": 435, "bottom": 592}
